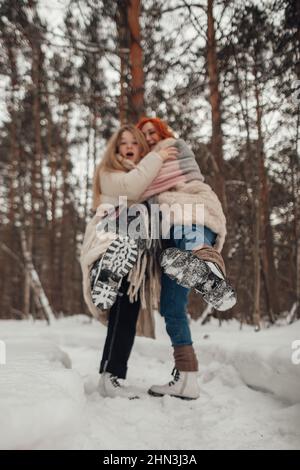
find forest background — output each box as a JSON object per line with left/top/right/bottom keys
{"left": 0, "top": 0, "right": 299, "bottom": 328}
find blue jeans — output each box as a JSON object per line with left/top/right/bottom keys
{"left": 160, "top": 225, "right": 217, "bottom": 346}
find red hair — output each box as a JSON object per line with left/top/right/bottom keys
{"left": 136, "top": 117, "right": 175, "bottom": 139}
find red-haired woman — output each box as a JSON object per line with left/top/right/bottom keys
{"left": 135, "top": 116, "right": 236, "bottom": 400}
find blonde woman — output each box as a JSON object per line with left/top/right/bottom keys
{"left": 80, "top": 124, "right": 176, "bottom": 399}
{"left": 136, "top": 116, "right": 236, "bottom": 399}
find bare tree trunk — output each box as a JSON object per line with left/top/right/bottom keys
{"left": 293, "top": 105, "right": 300, "bottom": 320}
{"left": 232, "top": 45, "right": 257, "bottom": 325}
{"left": 2, "top": 36, "right": 22, "bottom": 317}
{"left": 84, "top": 121, "right": 92, "bottom": 220}
{"left": 59, "top": 106, "right": 69, "bottom": 312}
{"left": 117, "top": 1, "right": 130, "bottom": 124}
{"left": 31, "top": 41, "right": 48, "bottom": 223}
{"left": 59, "top": 104, "right": 73, "bottom": 314}
{"left": 23, "top": 231, "right": 32, "bottom": 317}
{"left": 253, "top": 175, "right": 261, "bottom": 329}
{"left": 92, "top": 104, "right": 98, "bottom": 171}
{"left": 119, "top": 45, "right": 128, "bottom": 125}
{"left": 127, "top": 0, "right": 145, "bottom": 122}
{"left": 206, "top": 0, "right": 227, "bottom": 213}
{"left": 295, "top": 1, "right": 300, "bottom": 319}
{"left": 254, "top": 64, "right": 278, "bottom": 322}
{"left": 20, "top": 230, "right": 55, "bottom": 324}
{"left": 45, "top": 82, "right": 57, "bottom": 307}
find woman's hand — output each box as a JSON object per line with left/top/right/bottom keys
{"left": 158, "top": 146, "right": 178, "bottom": 162}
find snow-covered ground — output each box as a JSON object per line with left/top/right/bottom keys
{"left": 0, "top": 314, "right": 299, "bottom": 450}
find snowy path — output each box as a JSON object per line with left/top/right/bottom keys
{"left": 0, "top": 315, "right": 299, "bottom": 449}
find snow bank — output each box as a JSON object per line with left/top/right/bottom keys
{"left": 0, "top": 333, "right": 85, "bottom": 450}
{"left": 191, "top": 319, "right": 300, "bottom": 405}
{"left": 0, "top": 315, "right": 299, "bottom": 449}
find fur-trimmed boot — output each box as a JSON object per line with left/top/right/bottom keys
{"left": 160, "top": 245, "right": 236, "bottom": 311}
{"left": 148, "top": 345, "right": 200, "bottom": 400}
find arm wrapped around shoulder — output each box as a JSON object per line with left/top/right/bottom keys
{"left": 100, "top": 152, "right": 163, "bottom": 201}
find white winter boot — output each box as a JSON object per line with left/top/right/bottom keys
{"left": 98, "top": 372, "right": 139, "bottom": 399}
{"left": 148, "top": 368, "right": 200, "bottom": 400}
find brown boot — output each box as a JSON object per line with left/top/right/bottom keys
{"left": 173, "top": 345, "right": 198, "bottom": 372}
{"left": 193, "top": 244, "right": 226, "bottom": 276}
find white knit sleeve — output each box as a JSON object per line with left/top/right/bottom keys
{"left": 100, "top": 152, "right": 163, "bottom": 201}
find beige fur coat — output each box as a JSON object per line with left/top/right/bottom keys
{"left": 80, "top": 139, "right": 227, "bottom": 339}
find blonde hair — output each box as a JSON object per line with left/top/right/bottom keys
{"left": 92, "top": 124, "right": 149, "bottom": 210}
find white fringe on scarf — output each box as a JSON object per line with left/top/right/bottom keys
{"left": 126, "top": 236, "right": 161, "bottom": 309}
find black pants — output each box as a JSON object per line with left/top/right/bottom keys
{"left": 99, "top": 278, "right": 140, "bottom": 379}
